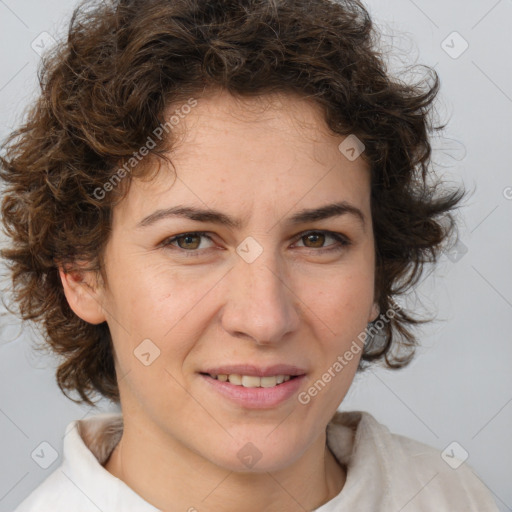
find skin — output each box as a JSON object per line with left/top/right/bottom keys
{"left": 60, "top": 89, "right": 379, "bottom": 512}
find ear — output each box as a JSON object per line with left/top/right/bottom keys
{"left": 368, "top": 302, "right": 380, "bottom": 323}
{"left": 58, "top": 264, "right": 107, "bottom": 325}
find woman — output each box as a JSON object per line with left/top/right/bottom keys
{"left": 0, "top": 0, "right": 499, "bottom": 510}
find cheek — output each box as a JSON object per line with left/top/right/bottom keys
{"left": 305, "top": 267, "right": 375, "bottom": 327}
{"left": 106, "top": 268, "right": 202, "bottom": 412}
{"left": 106, "top": 255, "right": 205, "bottom": 335}
{"left": 301, "top": 275, "right": 371, "bottom": 402}
{"left": 301, "top": 269, "right": 374, "bottom": 402}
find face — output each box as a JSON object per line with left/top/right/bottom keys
{"left": 72, "top": 90, "right": 378, "bottom": 472}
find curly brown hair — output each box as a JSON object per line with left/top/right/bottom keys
{"left": 0, "top": 0, "right": 464, "bottom": 406}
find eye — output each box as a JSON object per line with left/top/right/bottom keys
{"left": 160, "top": 229, "right": 351, "bottom": 258}
{"left": 161, "top": 231, "right": 214, "bottom": 256}
{"left": 294, "top": 230, "right": 351, "bottom": 252}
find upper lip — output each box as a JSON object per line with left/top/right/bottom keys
{"left": 200, "top": 364, "right": 307, "bottom": 377}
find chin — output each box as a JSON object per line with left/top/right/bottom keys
{"left": 206, "top": 435, "right": 307, "bottom": 474}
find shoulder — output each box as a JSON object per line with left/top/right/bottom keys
{"left": 13, "top": 413, "right": 124, "bottom": 512}
{"left": 13, "top": 467, "right": 92, "bottom": 511}
{"left": 388, "top": 430, "right": 498, "bottom": 510}
{"left": 327, "top": 410, "right": 499, "bottom": 511}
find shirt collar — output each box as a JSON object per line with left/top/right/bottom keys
{"left": 61, "top": 412, "right": 159, "bottom": 511}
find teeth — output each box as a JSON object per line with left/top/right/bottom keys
{"left": 209, "top": 374, "right": 294, "bottom": 387}
{"left": 229, "top": 374, "right": 242, "bottom": 385}
{"left": 242, "top": 375, "right": 261, "bottom": 387}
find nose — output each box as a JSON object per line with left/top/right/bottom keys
{"left": 220, "top": 246, "right": 300, "bottom": 346}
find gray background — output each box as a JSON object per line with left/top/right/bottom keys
{"left": 0, "top": 0, "right": 511, "bottom": 510}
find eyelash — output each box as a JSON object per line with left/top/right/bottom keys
{"left": 160, "top": 230, "right": 351, "bottom": 258}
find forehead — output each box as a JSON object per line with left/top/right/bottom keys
{"left": 113, "top": 90, "right": 371, "bottom": 228}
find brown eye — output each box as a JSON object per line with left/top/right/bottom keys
{"left": 161, "top": 232, "right": 214, "bottom": 255}
{"left": 175, "top": 233, "right": 202, "bottom": 250}
{"left": 304, "top": 232, "right": 326, "bottom": 248}
{"left": 296, "top": 231, "right": 350, "bottom": 251}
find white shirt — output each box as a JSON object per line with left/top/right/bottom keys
{"left": 14, "top": 410, "right": 498, "bottom": 511}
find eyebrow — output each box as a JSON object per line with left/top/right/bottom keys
{"left": 136, "top": 201, "right": 366, "bottom": 231}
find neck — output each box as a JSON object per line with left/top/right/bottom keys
{"left": 104, "top": 425, "right": 345, "bottom": 511}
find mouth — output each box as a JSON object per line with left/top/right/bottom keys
{"left": 197, "top": 365, "right": 308, "bottom": 409}
{"left": 199, "top": 372, "right": 301, "bottom": 388}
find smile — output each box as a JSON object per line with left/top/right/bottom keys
{"left": 203, "top": 373, "right": 296, "bottom": 388}
{"left": 199, "top": 373, "right": 307, "bottom": 409}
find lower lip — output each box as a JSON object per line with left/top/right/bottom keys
{"left": 199, "top": 374, "right": 306, "bottom": 409}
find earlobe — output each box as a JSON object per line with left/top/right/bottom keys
{"left": 58, "top": 266, "right": 107, "bottom": 325}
